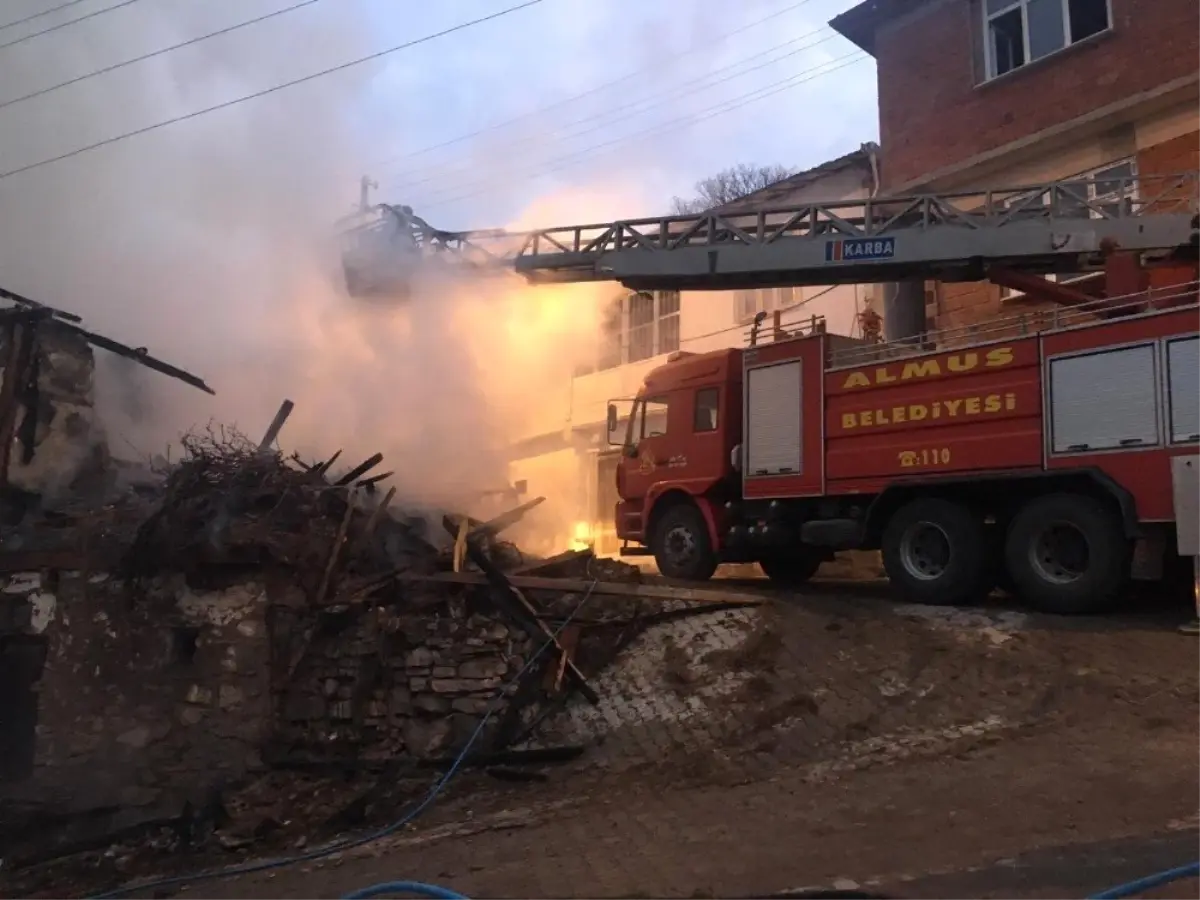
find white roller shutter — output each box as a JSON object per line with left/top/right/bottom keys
{"left": 1049, "top": 344, "right": 1159, "bottom": 454}
{"left": 1166, "top": 336, "right": 1200, "bottom": 444}
{"left": 745, "top": 361, "right": 802, "bottom": 476}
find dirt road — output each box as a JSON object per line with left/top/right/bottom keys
{"left": 16, "top": 583, "right": 1200, "bottom": 899}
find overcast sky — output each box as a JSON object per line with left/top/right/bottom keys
{"left": 0, "top": 0, "right": 879, "bottom": 470}
{"left": 360, "top": 0, "right": 879, "bottom": 229}
{"left": 0, "top": 0, "right": 878, "bottom": 232}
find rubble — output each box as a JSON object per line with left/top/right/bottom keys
{"left": 0, "top": 389, "right": 763, "bottom": 883}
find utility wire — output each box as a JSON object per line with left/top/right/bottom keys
{"left": 0, "top": 0, "right": 552, "bottom": 182}
{"left": 0, "top": 0, "right": 326, "bottom": 112}
{"left": 369, "top": 0, "right": 818, "bottom": 170}
{"left": 416, "top": 53, "right": 868, "bottom": 213}
{"left": 0, "top": 0, "right": 89, "bottom": 31}
{"left": 386, "top": 28, "right": 837, "bottom": 194}
{"left": 0, "top": 0, "right": 143, "bottom": 51}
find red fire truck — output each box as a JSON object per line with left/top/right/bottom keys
{"left": 435, "top": 173, "right": 1200, "bottom": 614}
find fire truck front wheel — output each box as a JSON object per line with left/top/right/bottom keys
{"left": 651, "top": 502, "right": 718, "bottom": 581}
{"left": 881, "top": 498, "right": 988, "bottom": 605}
{"left": 1004, "top": 492, "right": 1129, "bottom": 615}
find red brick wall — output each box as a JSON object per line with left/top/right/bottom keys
{"left": 1138, "top": 130, "right": 1200, "bottom": 177}
{"left": 876, "top": 0, "right": 1200, "bottom": 189}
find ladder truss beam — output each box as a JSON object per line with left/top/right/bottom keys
{"left": 431, "top": 172, "right": 1198, "bottom": 289}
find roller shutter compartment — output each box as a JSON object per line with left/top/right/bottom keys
{"left": 745, "top": 361, "right": 802, "bottom": 477}
{"left": 1166, "top": 336, "right": 1199, "bottom": 444}
{"left": 1049, "top": 343, "right": 1159, "bottom": 454}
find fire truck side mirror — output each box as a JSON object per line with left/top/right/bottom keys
{"left": 606, "top": 403, "right": 619, "bottom": 441}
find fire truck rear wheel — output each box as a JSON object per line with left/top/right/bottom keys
{"left": 881, "top": 497, "right": 988, "bottom": 605}
{"left": 1004, "top": 493, "right": 1129, "bottom": 615}
{"left": 652, "top": 502, "right": 718, "bottom": 582}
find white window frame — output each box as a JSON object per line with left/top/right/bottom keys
{"left": 733, "top": 286, "right": 803, "bottom": 325}
{"left": 982, "top": 0, "right": 1113, "bottom": 81}
{"left": 1000, "top": 157, "right": 1136, "bottom": 301}
{"left": 581, "top": 290, "right": 682, "bottom": 373}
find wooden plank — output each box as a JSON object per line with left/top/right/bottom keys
{"left": 469, "top": 496, "right": 545, "bottom": 539}
{"left": 396, "top": 570, "right": 766, "bottom": 605}
{"left": 510, "top": 548, "right": 592, "bottom": 575}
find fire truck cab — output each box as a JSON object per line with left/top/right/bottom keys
{"left": 610, "top": 284, "right": 1199, "bottom": 615}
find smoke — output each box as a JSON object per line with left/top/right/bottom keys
{"left": 0, "top": 0, "right": 630, "bottom": 525}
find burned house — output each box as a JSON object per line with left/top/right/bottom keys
{"left": 0, "top": 289, "right": 740, "bottom": 879}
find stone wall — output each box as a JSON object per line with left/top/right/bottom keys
{"left": 0, "top": 571, "right": 271, "bottom": 853}
{"left": 0, "top": 569, "right": 573, "bottom": 858}
{"left": 273, "top": 594, "right": 540, "bottom": 765}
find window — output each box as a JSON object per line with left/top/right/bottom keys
{"left": 693, "top": 388, "right": 719, "bottom": 432}
{"left": 1049, "top": 344, "right": 1159, "bottom": 454}
{"left": 658, "top": 290, "right": 681, "bottom": 356}
{"left": 627, "top": 292, "right": 656, "bottom": 363}
{"left": 984, "top": 0, "right": 1110, "bottom": 80}
{"left": 643, "top": 398, "right": 669, "bottom": 437}
{"left": 587, "top": 290, "right": 682, "bottom": 370}
{"left": 734, "top": 286, "right": 800, "bottom": 324}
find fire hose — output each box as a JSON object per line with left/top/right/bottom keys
{"left": 339, "top": 860, "right": 1200, "bottom": 900}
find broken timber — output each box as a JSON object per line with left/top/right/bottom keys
{"left": 0, "top": 283, "right": 215, "bottom": 395}
{"left": 397, "top": 570, "right": 767, "bottom": 605}
{"left": 441, "top": 515, "right": 599, "bottom": 705}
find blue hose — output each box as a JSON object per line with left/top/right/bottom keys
{"left": 341, "top": 881, "right": 467, "bottom": 899}
{"left": 337, "top": 862, "right": 1200, "bottom": 900}
{"left": 1089, "top": 861, "right": 1200, "bottom": 899}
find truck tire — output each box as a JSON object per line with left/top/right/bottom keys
{"left": 881, "top": 498, "right": 988, "bottom": 606}
{"left": 760, "top": 548, "right": 824, "bottom": 586}
{"left": 1004, "top": 493, "right": 1130, "bottom": 615}
{"left": 652, "top": 502, "right": 718, "bottom": 581}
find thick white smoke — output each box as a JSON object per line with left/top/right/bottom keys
{"left": 0, "top": 0, "right": 624, "bottom": 522}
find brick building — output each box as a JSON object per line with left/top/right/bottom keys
{"left": 831, "top": 0, "right": 1199, "bottom": 332}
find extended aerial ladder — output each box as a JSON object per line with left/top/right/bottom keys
{"left": 363, "top": 172, "right": 1198, "bottom": 300}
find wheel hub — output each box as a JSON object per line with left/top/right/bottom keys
{"left": 899, "top": 521, "right": 952, "bottom": 581}
{"left": 664, "top": 525, "right": 696, "bottom": 565}
{"left": 1030, "top": 521, "right": 1090, "bottom": 585}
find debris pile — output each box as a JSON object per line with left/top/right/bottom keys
{"left": 0, "top": 396, "right": 765, "bottom": 882}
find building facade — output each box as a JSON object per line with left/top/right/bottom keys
{"left": 831, "top": 0, "right": 1199, "bottom": 332}
{"left": 507, "top": 150, "right": 881, "bottom": 555}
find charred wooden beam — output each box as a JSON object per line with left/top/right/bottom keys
{"left": 312, "top": 449, "right": 342, "bottom": 477}
{"left": 441, "top": 515, "right": 599, "bottom": 705}
{"left": 0, "top": 284, "right": 83, "bottom": 323}
{"left": 469, "top": 496, "right": 545, "bottom": 539}
{"left": 59, "top": 321, "right": 215, "bottom": 394}
{"left": 257, "top": 399, "right": 295, "bottom": 451}
{"left": 334, "top": 452, "right": 384, "bottom": 486}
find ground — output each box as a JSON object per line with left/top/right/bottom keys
{"left": 13, "top": 579, "right": 1200, "bottom": 899}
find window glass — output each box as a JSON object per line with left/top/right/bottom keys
{"left": 988, "top": 8, "right": 1025, "bottom": 76}
{"left": 1027, "top": 0, "right": 1066, "bottom": 60}
{"left": 1068, "top": 0, "right": 1109, "bottom": 42}
{"left": 628, "top": 400, "right": 645, "bottom": 446}
{"left": 693, "top": 388, "right": 719, "bottom": 432}
{"left": 643, "top": 397, "right": 669, "bottom": 438}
